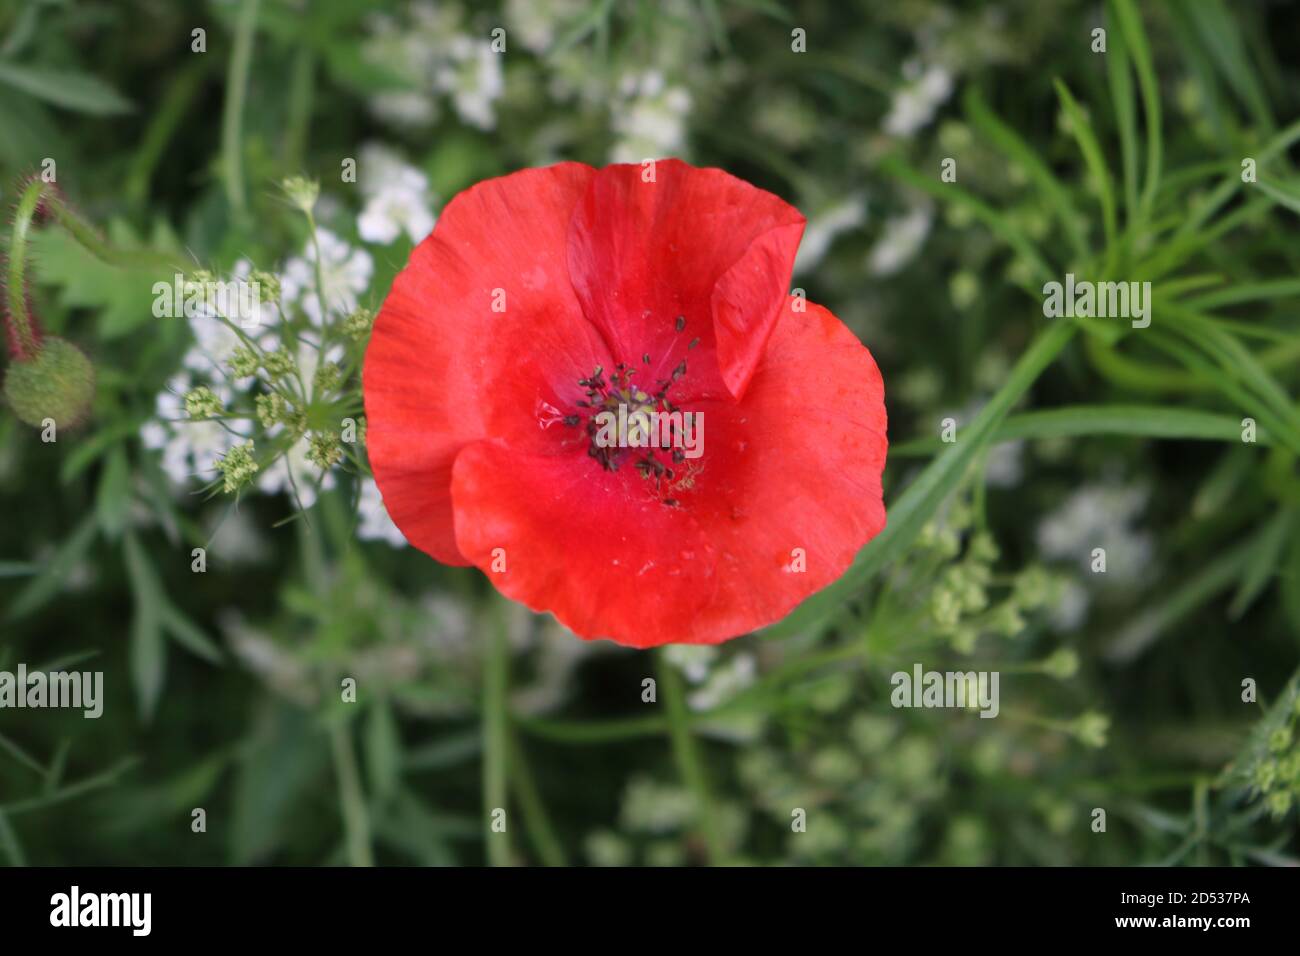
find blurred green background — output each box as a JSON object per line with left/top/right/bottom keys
{"left": 1, "top": 0, "right": 1299, "bottom": 866}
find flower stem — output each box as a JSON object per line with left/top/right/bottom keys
{"left": 658, "top": 651, "right": 726, "bottom": 865}
{"left": 482, "top": 595, "right": 511, "bottom": 866}
{"left": 328, "top": 719, "right": 374, "bottom": 867}
{"left": 506, "top": 726, "right": 566, "bottom": 866}
{"left": 6, "top": 176, "right": 191, "bottom": 361}
{"left": 5, "top": 180, "right": 44, "bottom": 359}
{"left": 222, "top": 0, "right": 260, "bottom": 222}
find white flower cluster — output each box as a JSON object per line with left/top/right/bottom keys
{"left": 280, "top": 228, "right": 374, "bottom": 326}
{"left": 356, "top": 144, "right": 437, "bottom": 246}
{"left": 140, "top": 231, "right": 373, "bottom": 509}
{"left": 609, "top": 70, "right": 693, "bottom": 164}
{"left": 664, "top": 644, "right": 758, "bottom": 712}
{"left": 363, "top": 2, "right": 505, "bottom": 131}
{"left": 141, "top": 375, "right": 249, "bottom": 486}
{"left": 505, "top": 0, "right": 588, "bottom": 54}
{"left": 867, "top": 206, "right": 933, "bottom": 276}
{"left": 1036, "top": 483, "right": 1155, "bottom": 582}
{"left": 356, "top": 477, "right": 407, "bottom": 547}
{"left": 794, "top": 195, "right": 868, "bottom": 276}
{"left": 883, "top": 59, "right": 954, "bottom": 138}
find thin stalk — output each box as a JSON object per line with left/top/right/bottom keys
{"left": 328, "top": 719, "right": 374, "bottom": 867}
{"left": 5, "top": 180, "right": 44, "bottom": 358}
{"left": 283, "top": 44, "right": 315, "bottom": 170}
{"left": 506, "top": 727, "right": 566, "bottom": 866}
{"left": 659, "top": 652, "right": 725, "bottom": 865}
{"left": 222, "top": 0, "right": 260, "bottom": 221}
{"left": 482, "top": 597, "right": 511, "bottom": 866}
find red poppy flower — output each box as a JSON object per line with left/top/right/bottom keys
{"left": 363, "top": 159, "right": 887, "bottom": 648}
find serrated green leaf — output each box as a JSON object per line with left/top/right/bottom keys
{"left": 30, "top": 219, "right": 181, "bottom": 340}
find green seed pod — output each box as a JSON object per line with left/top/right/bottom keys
{"left": 4, "top": 336, "right": 95, "bottom": 428}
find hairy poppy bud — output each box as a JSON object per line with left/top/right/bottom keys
{"left": 4, "top": 336, "right": 96, "bottom": 428}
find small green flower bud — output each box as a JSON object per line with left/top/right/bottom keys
{"left": 263, "top": 349, "right": 297, "bottom": 381}
{"left": 1266, "top": 790, "right": 1292, "bottom": 819}
{"left": 949, "top": 271, "right": 979, "bottom": 311}
{"left": 343, "top": 308, "right": 375, "bottom": 341}
{"left": 1278, "top": 753, "right": 1300, "bottom": 785}
{"left": 217, "top": 441, "right": 259, "bottom": 493}
{"left": 1013, "top": 566, "right": 1052, "bottom": 610}
{"left": 1040, "top": 647, "right": 1079, "bottom": 680}
{"left": 1071, "top": 712, "right": 1110, "bottom": 749}
{"left": 307, "top": 431, "right": 342, "bottom": 469}
{"left": 968, "top": 531, "right": 999, "bottom": 563}
{"left": 229, "top": 346, "right": 260, "bottom": 379}
{"left": 990, "top": 600, "right": 1025, "bottom": 637}
{"left": 282, "top": 176, "right": 320, "bottom": 215}
{"left": 183, "top": 385, "right": 223, "bottom": 420}
{"left": 255, "top": 392, "right": 288, "bottom": 428}
{"left": 252, "top": 270, "right": 281, "bottom": 305}
{"left": 3, "top": 337, "right": 95, "bottom": 428}
{"left": 949, "top": 626, "right": 978, "bottom": 654}
{"left": 312, "top": 361, "right": 343, "bottom": 395}
{"left": 959, "top": 578, "right": 988, "bottom": 615}
{"left": 946, "top": 500, "right": 973, "bottom": 531}
{"left": 1269, "top": 725, "right": 1293, "bottom": 754}
{"left": 930, "top": 587, "right": 962, "bottom": 630}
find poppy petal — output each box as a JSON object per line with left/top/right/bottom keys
{"left": 448, "top": 299, "right": 885, "bottom": 646}
{"left": 567, "top": 159, "right": 805, "bottom": 403}
{"left": 449, "top": 440, "right": 719, "bottom": 646}
{"left": 653, "top": 298, "right": 888, "bottom": 641}
{"left": 364, "top": 161, "right": 607, "bottom": 565}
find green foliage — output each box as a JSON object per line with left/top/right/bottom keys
{"left": 0, "top": 0, "right": 1297, "bottom": 867}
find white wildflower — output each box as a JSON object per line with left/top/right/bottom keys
{"left": 610, "top": 70, "right": 692, "bottom": 163}
{"left": 687, "top": 653, "right": 757, "bottom": 712}
{"left": 867, "top": 206, "right": 932, "bottom": 276}
{"left": 794, "top": 195, "right": 867, "bottom": 275}
{"left": 357, "top": 477, "right": 407, "bottom": 547}
{"left": 141, "top": 374, "right": 250, "bottom": 487}
{"left": 1036, "top": 484, "right": 1154, "bottom": 581}
{"left": 663, "top": 644, "right": 717, "bottom": 684}
{"left": 356, "top": 147, "right": 437, "bottom": 245}
{"left": 506, "top": 0, "right": 586, "bottom": 53}
{"left": 280, "top": 229, "right": 373, "bottom": 325}
{"left": 182, "top": 260, "right": 276, "bottom": 379}
{"left": 435, "top": 36, "right": 505, "bottom": 131}
{"left": 883, "top": 60, "right": 954, "bottom": 138}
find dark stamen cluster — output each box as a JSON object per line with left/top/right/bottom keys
{"left": 562, "top": 313, "right": 699, "bottom": 506}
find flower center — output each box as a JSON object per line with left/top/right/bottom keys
{"left": 565, "top": 325, "right": 701, "bottom": 506}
